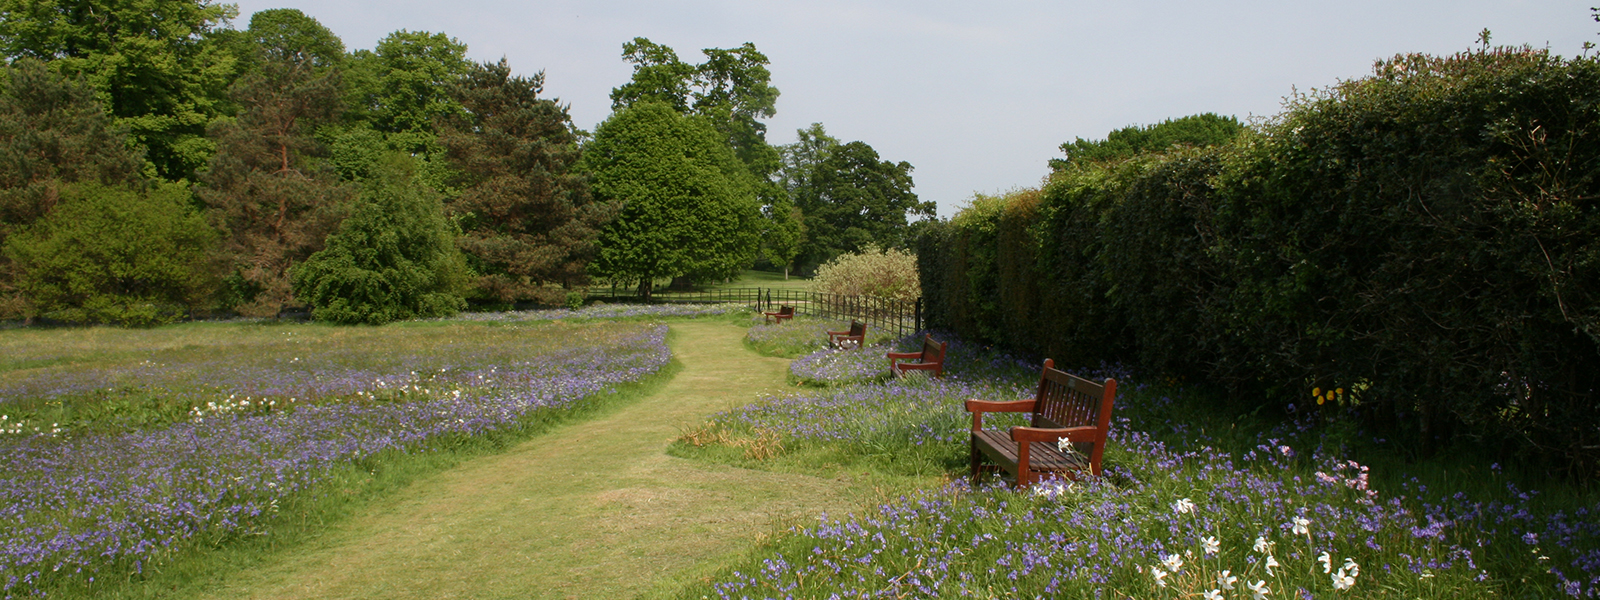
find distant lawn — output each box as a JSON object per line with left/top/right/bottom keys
{"left": 618, "top": 270, "right": 811, "bottom": 295}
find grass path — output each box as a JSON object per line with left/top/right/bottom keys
{"left": 191, "top": 319, "right": 867, "bottom": 600}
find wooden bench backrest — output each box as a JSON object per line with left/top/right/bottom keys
{"left": 779, "top": 306, "right": 794, "bottom": 316}
{"left": 921, "top": 335, "right": 946, "bottom": 364}
{"left": 1031, "top": 359, "right": 1114, "bottom": 434}
{"left": 848, "top": 321, "right": 865, "bottom": 336}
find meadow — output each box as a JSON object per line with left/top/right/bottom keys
{"left": 0, "top": 306, "right": 738, "bottom": 597}
{"left": 673, "top": 322, "right": 1600, "bottom": 599}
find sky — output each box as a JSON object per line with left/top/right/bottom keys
{"left": 230, "top": 0, "right": 1596, "bottom": 218}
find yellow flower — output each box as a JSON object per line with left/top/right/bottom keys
{"left": 1312, "top": 387, "right": 1322, "bottom": 398}
{"left": 1336, "top": 387, "right": 1344, "bottom": 396}
{"left": 1317, "top": 396, "right": 1325, "bottom": 405}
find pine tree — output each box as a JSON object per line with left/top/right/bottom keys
{"left": 199, "top": 14, "right": 357, "bottom": 316}
{"left": 438, "top": 59, "right": 611, "bottom": 303}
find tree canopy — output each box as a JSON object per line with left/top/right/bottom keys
{"left": 439, "top": 59, "right": 609, "bottom": 303}
{"left": 781, "top": 124, "right": 931, "bottom": 271}
{"left": 1049, "top": 113, "right": 1244, "bottom": 171}
{"left": 0, "top": 0, "right": 238, "bottom": 181}
{"left": 582, "top": 102, "right": 759, "bottom": 297}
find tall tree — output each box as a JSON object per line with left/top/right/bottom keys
{"left": 780, "top": 125, "right": 932, "bottom": 271}
{"left": 0, "top": 0, "right": 239, "bottom": 181}
{"left": 609, "top": 37, "right": 780, "bottom": 182}
{"left": 582, "top": 102, "right": 760, "bottom": 298}
{"left": 0, "top": 58, "right": 144, "bottom": 317}
{"left": 200, "top": 10, "right": 356, "bottom": 316}
{"left": 340, "top": 29, "right": 471, "bottom": 192}
{"left": 438, "top": 59, "right": 611, "bottom": 303}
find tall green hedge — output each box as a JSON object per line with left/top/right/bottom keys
{"left": 919, "top": 47, "right": 1600, "bottom": 470}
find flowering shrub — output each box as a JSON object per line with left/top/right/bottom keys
{"left": 810, "top": 246, "right": 919, "bottom": 301}
{"left": 0, "top": 322, "right": 671, "bottom": 596}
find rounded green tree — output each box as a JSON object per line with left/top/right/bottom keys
{"left": 582, "top": 102, "right": 759, "bottom": 297}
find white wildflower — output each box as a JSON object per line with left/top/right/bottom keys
{"left": 1203, "top": 590, "right": 1224, "bottom": 600}
{"left": 1152, "top": 566, "right": 1168, "bottom": 588}
{"left": 1292, "top": 516, "right": 1310, "bottom": 536}
{"left": 1332, "top": 568, "right": 1356, "bottom": 590}
{"left": 1161, "top": 553, "right": 1184, "bottom": 573}
{"left": 1253, "top": 536, "right": 1271, "bottom": 554}
{"left": 1217, "top": 570, "right": 1238, "bottom": 590}
{"left": 1264, "top": 554, "right": 1280, "bottom": 576}
{"left": 1173, "top": 498, "right": 1196, "bottom": 515}
{"left": 1342, "top": 558, "right": 1360, "bottom": 578}
{"left": 1203, "top": 536, "right": 1221, "bottom": 555}
{"left": 1247, "top": 579, "right": 1270, "bottom": 600}
{"left": 1318, "top": 551, "right": 1333, "bottom": 574}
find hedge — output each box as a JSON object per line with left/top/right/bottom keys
{"left": 918, "top": 47, "right": 1600, "bottom": 471}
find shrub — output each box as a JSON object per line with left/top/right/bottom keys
{"left": 810, "top": 245, "right": 919, "bottom": 301}
{"left": 3, "top": 183, "right": 218, "bottom": 326}
{"left": 290, "top": 158, "right": 468, "bottom": 325}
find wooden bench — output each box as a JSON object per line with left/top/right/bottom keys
{"left": 965, "top": 359, "right": 1117, "bottom": 488}
{"left": 827, "top": 320, "right": 866, "bottom": 350}
{"left": 763, "top": 305, "right": 795, "bottom": 324}
{"left": 887, "top": 335, "right": 947, "bottom": 378}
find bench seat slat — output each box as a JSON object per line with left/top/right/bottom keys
{"left": 972, "top": 431, "right": 1089, "bottom": 473}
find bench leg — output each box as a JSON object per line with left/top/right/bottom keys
{"left": 969, "top": 438, "right": 982, "bottom": 482}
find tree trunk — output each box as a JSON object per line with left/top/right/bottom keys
{"left": 637, "top": 279, "right": 653, "bottom": 301}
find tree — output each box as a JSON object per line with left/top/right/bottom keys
{"left": 0, "top": 58, "right": 145, "bottom": 317}
{"left": 438, "top": 58, "right": 611, "bottom": 303}
{"left": 0, "top": 0, "right": 239, "bottom": 181}
{"left": 290, "top": 156, "right": 467, "bottom": 325}
{"left": 340, "top": 29, "right": 471, "bottom": 192}
{"left": 1049, "top": 113, "right": 1244, "bottom": 171}
{"left": 610, "top": 37, "right": 780, "bottom": 182}
{"left": 786, "top": 134, "right": 932, "bottom": 271}
{"left": 761, "top": 194, "right": 803, "bottom": 279}
{"left": 200, "top": 12, "right": 357, "bottom": 316}
{"left": 582, "top": 102, "right": 760, "bottom": 298}
{"left": 3, "top": 182, "right": 218, "bottom": 325}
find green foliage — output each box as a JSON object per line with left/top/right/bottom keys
{"left": 760, "top": 194, "right": 803, "bottom": 277}
{"left": 788, "top": 132, "right": 933, "bottom": 271}
{"left": 609, "top": 37, "right": 781, "bottom": 181}
{"left": 582, "top": 102, "right": 760, "bottom": 296}
{"left": 290, "top": 157, "right": 467, "bottom": 325}
{"left": 810, "top": 245, "right": 919, "bottom": 301}
{"left": 2, "top": 182, "right": 218, "bottom": 325}
{"left": 0, "top": 0, "right": 239, "bottom": 181}
{"left": 438, "top": 58, "right": 610, "bottom": 303}
{"left": 199, "top": 32, "right": 356, "bottom": 316}
{"left": 1049, "top": 113, "right": 1243, "bottom": 171}
{"left": 919, "top": 48, "right": 1600, "bottom": 471}
{"left": 240, "top": 8, "right": 344, "bottom": 72}
{"left": 345, "top": 30, "right": 470, "bottom": 136}
{"left": 0, "top": 58, "right": 145, "bottom": 316}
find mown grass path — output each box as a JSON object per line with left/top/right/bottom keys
{"left": 195, "top": 320, "right": 859, "bottom": 600}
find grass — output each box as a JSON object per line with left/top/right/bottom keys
{"left": 669, "top": 331, "right": 1600, "bottom": 599}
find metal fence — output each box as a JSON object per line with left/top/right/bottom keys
{"left": 581, "top": 285, "right": 923, "bottom": 338}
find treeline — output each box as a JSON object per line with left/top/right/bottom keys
{"left": 0, "top": 1, "right": 931, "bottom": 324}
{"left": 919, "top": 47, "right": 1600, "bottom": 471}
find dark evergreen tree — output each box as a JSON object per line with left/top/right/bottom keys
{"left": 438, "top": 59, "right": 611, "bottom": 303}
{"left": 199, "top": 13, "right": 357, "bottom": 316}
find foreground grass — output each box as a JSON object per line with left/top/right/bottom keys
{"left": 672, "top": 328, "right": 1599, "bottom": 599}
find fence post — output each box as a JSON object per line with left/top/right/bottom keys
{"left": 915, "top": 297, "right": 922, "bottom": 333}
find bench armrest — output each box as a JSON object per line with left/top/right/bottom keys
{"left": 885, "top": 351, "right": 922, "bottom": 359}
{"left": 965, "top": 399, "right": 1035, "bottom": 413}
{"left": 1011, "top": 425, "right": 1100, "bottom": 444}
{"left": 965, "top": 399, "right": 1035, "bottom": 431}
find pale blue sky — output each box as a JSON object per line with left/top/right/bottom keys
{"left": 230, "top": 0, "right": 1595, "bottom": 218}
